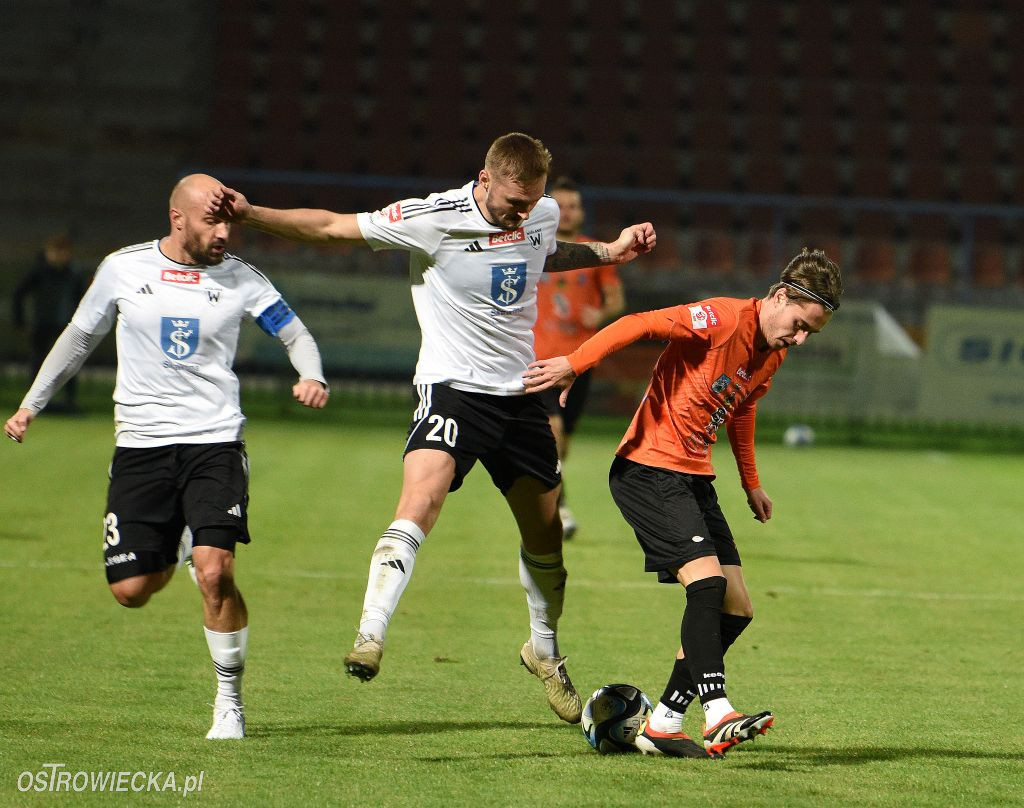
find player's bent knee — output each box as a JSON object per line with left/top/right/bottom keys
{"left": 194, "top": 559, "right": 234, "bottom": 594}
{"left": 723, "top": 593, "right": 754, "bottom": 619}
{"left": 109, "top": 580, "right": 152, "bottom": 608}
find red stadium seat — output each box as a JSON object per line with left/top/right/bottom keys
{"left": 648, "top": 227, "right": 683, "bottom": 270}
{"left": 854, "top": 210, "right": 895, "bottom": 240}
{"left": 800, "top": 115, "right": 839, "bottom": 158}
{"left": 957, "top": 163, "right": 1000, "bottom": 204}
{"left": 854, "top": 239, "right": 897, "bottom": 283}
{"left": 745, "top": 234, "right": 781, "bottom": 276}
{"left": 970, "top": 243, "right": 1006, "bottom": 288}
{"left": 908, "top": 241, "right": 953, "bottom": 285}
{"left": 905, "top": 162, "right": 946, "bottom": 201}
{"left": 744, "top": 156, "right": 786, "bottom": 195}
{"left": 694, "top": 231, "right": 736, "bottom": 273}
{"left": 800, "top": 158, "right": 841, "bottom": 197}
{"left": 692, "top": 151, "right": 733, "bottom": 192}
{"left": 851, "top": 159, "right": 894, "bottom": 199}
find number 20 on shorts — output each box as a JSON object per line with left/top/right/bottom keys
{"left": 425, "top": 415, "right": 458, "bottom": 447}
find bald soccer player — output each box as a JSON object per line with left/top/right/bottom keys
{"left": 4, "top": 174, "right": 330, "bottom": 740}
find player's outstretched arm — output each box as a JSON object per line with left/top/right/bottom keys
{"left": 292, "top": 379, "right": 329, "bottom": 409}
{"left": 544, "top": 222, "right": 656, "bottom": 273}
{"left": 4, "top": 408, "right": 35, "bottom": 444}
{"left": 206, "top": 186, "right": 364, "bottom": 244}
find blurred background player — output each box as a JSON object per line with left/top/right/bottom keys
{"left": 533, "top": 176, "right": 625, "bottom": 538}
{"left": 3, "top": 174, "right": 330, "bottom": 740}
{"left": 525, "top": 248, "right": 843, "bottom": 757}
{"left": 205, "top": 132, "right": 655, "bottom": 725}
{"left": 12, "top": 233, "right": 86, "bottom": 412}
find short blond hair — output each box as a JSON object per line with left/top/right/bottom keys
{"left": 484, "top": 133, "right": 552, "bottom": 183}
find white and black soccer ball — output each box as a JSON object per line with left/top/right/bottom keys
{"left": 782, "top": 423, "right": 816, "bottom": 447}
{"left": 581, "top": 683, "right": 653, "bottom": 754}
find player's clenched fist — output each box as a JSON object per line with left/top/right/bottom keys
{"left": 292, "top": 379, "right": 330, "bottom": 409}
{"left": 3, "top": 408, "right": 34, "bottom": 444}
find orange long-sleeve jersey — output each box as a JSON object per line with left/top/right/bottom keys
{"left": 567, "top": 297, "right": 786, "bottom": 490}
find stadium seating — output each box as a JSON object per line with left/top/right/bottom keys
{"left": 184, "top": 0, "right": 1024, "bottom": 311}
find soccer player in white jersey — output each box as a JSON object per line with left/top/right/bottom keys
{"left": 205, "top": 133, "right": 655, "bottom": 724}
{"left": 4, "top": 174, "right": 330, "bottom": 740}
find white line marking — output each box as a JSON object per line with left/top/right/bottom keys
{"left": 1, "top": 561, "right": 1022, "bottom": 602}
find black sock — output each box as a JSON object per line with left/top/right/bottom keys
{"left": 720, "top": 613, "right": 752, "bottom": 653}
{"left": 658, "top": 657, "right": 698, "bottom": 713}
{"left": 680, "top": 576, "right": 728, "bottom": 705}
{"left": 659, "top": 611, "right": 752, "bottom": 711}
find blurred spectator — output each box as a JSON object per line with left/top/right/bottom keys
{"left": 533, "top": 176, "right": 625, "bottom": 538}
{"left": 13, "top": 234, "right": 86, "bottom": 411}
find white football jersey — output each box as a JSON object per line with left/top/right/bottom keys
{"left": 72, "top": 240, "right": 293, "bottom": 447}
{"left": 357, "top": 181, "right": 559, "bottom": 395}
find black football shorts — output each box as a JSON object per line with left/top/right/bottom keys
{"left": 404, "top": 383, "right": 561, "bottom": 494}
{"left": 609, "top": 455, "right": 741, "bottom": 584}
{"left": 535, "top": 369, "right": 593, "bottom": 436}
{"left": 103, "top": 442, "right": 250, "bottom": 583}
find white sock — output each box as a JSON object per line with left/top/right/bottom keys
{"left": 703, "top": 697, "right": 735, "bottom": 728}
{"left": 204, "top": 625, "right": 248, "bottom": 709}
{"left": 519, "top": 548, "right": 566, "bottom": 659}
{"left": 648, "top": 701, "right": 685, "bottom": 733}
{"left": 357, "top": 519, "right": 426, "bottom": 641}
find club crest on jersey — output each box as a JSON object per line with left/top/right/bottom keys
{"left": 491, "top": 262, "right": 527, "bottom": 307}
{"left": 161, "top": 317, "right": 199, "bottom": 360}
{"left": 161, "top": 269, "right": 200, "bottom": 284}
{"left": 489, "top": 228, "right": 525, "bottom": 247}
{"left": 711, "top": 374, "right": 731, "bottom": 394}
{"left": 526, "top": 228, "right": 543, "bottom": 249}
{"left": 206, "top": 288, "right": 221, "bottom": 304}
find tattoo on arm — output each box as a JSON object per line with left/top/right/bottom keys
{"left": 545, "top": 241, "right": 611, "bottom": 272}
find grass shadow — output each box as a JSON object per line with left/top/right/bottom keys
{"left": 729, "top": 743, "right": 1024, "bottom": 771}
{"left": 256, "top": 719, "right": 565, "bottom": 738}
{"left": 743, "top": 552, "right": 874, "bottom": 567}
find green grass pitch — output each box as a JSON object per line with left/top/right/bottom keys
{"left": 1, "top": 406, "right": 1021, "bottom": 807}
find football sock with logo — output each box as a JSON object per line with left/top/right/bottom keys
{"left": 680, "top": 576, "right": 736, "bottom": 726}
{"left": 519, "top": 548, "right": 566, "bottom": 659}
{"left": 204, "top": 625, "right": 248, "bottom": 709}
{"left": 651, "top": 611, "right": 754, "bottom": 731}
{"left": 650, "top": 657, "right": 698, "bottom": 732}
{"left": 357, "top": 519, "right": 426, "bottom": 641}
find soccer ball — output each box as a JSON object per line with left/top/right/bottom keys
{"left": 581, "top": 683, "right": 653, "bottom": 754}
{"left": 782, "top": 423, "right": 816, "bottom": 447}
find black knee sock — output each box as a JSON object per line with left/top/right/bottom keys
{"left": 658, "top": 657, "right": 698, "bottom": 713}
{"left": 659, "top": 611, "right": 752, "bottom": 712}
{"left": 680, "top": 577, "right": 728, "bottom": 704}
{"left": 720, "top": 613, "right": 752, "bottom": 652}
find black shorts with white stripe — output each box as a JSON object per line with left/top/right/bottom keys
{"left": 404, "top": 383, "right": 561, "bottom": 494}
{"left": 103, "top": 442, "right": 250, "bottom": 583}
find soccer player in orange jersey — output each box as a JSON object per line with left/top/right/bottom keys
{"left": 533, "top": 177, "right": 625, "bottom": 538}
{"left": 525, "top": 248, "right": 843, "bottom": 757}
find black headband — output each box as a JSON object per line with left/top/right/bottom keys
{"left": 781, "top": 281, "right": 837, "bottom": 312}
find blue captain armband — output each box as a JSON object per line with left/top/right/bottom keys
{"left": 255, "top": 299, "right": 296, "bottom": 337}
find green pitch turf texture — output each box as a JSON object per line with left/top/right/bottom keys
{"left": 1, "top": 406, "right": 1021, "bottom": 807}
